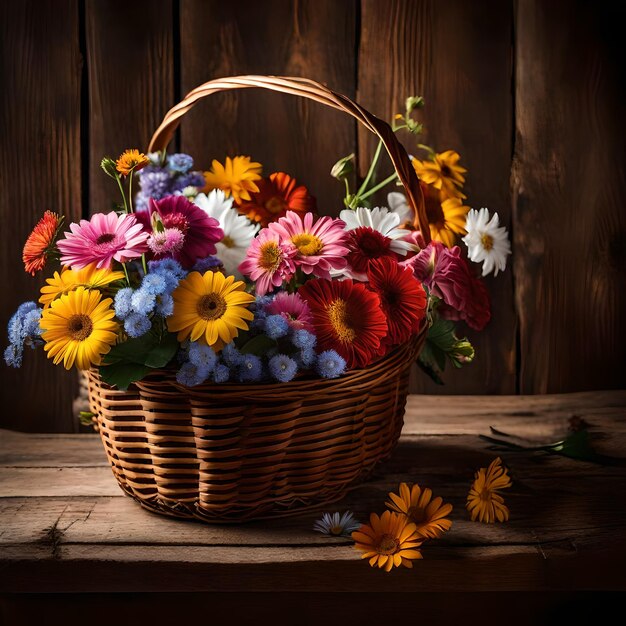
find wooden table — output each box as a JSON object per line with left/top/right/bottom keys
{"left": 1, "top": 392, "right": 625, "bottom": 623}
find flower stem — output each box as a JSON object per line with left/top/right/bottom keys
{"left": 115, "top": 174, "right": 129, "bottom": 213}
{"left": 127, "top": 172, "right": 134, "bottom": 214}
{"left": 141, "top": 254, "right": 148, "bottom": 276}
{"left": 356, "top": 140, "right": 383, "bottom": 200}
{"left": 122, "top": 263, "right": 130, "bottom": 286}
{"left": 359, "top": 172, "right": 399, "bottom": 201}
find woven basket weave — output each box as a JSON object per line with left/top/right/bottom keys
{"left": 88, "top": 76, "right": 431, "bottom": 523}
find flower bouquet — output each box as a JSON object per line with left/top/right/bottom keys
{"left": 5, "top": 77, "right": 509, "bottom": 522}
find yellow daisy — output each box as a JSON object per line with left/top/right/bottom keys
{"left": 167, "top": 271, "right": 255, "bottom": 351}
{"left": 203, "top": 156, "right": 262, "bottom": 203}
{"left": 466, "top": 457, "right": 512, "bottom": 523}
{"left": 386, "top": 482, "right": 453, "bottom": 539}
{"left": 352, "top": 511, "right": 423, "bottom": 572}
{"left": 421, "top": 182, "right": 469, "bottom": 247}
{"left": 40, "top": 264, "right": 125, "bottom": 308}
{"left": 116, "top": 149, "right": 150, "bottom": 176}
{"left": 412, "top": 150, "right": 467, "bottom": 199}
{"left": 40, "top": 287, "right": 119, "bottom": 370}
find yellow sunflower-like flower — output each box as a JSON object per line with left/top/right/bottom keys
{"left": 40, "top": 287, "right": 119, "bottom": 370}
{"left": 386, "top": 482, "right": 453, "bottom": 539}
{"left": 412, "top": 150, "right": 467, "bottom": 199}
{"left": 116, "top": 149, "right": 150, "bottom": 176}
{"left": 466, "top": 457, "right": 512, "bottom": 523}
{"left": 167, "top": 271, "right": 255, "bottom": 351}
{"left": 39, "top": 264, "right": 125, "bottom": 308}
{"left": 203, "top": 156, "right": 262, "bottom": 203}
{"left": 352, "top": 511, "right": 423, "bottom": 572}
{"left": 421, "top": 182, "right": 469, "bottom": 247}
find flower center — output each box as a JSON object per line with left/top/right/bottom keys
{"left": 351, "top": 228, "right": 390, "bottom": 257}
{"left": 67, "top": 314, "right": 93, "bottom": 341}
{"left": 326, "top": 298, "right": 356, "bottom": 343}
{"left": 421, "top": 183, "right": 445, "bottom": 225}
{"left": 221, "top": 235, "right": 235, "bottom": 248}
{"left": 265, "top": 195, "right": 287, "bottom": 215}
{"left": 162, "top": 212, "right": 189, "bottom": 234}
{"left": 406, "top": 506, "right": 426, "bottom": 523}
{"left": 95, "top": 233, "right": 116, "bottom": 245}
{"left": 481, "top": 233, "right": 494, "bottom": 251}
{"left": 258, "top": 241, "right": 282, "bottom": 271}
{"left": 377, "top": 533, "right": 400, "bottom": 555}
{"left": 329, "top": 525, "right": 344, "bottom": 536}
{"left": 440, "top": 164, "right": 452, "bottom": 177}
{"left": 479, "top": 488, "right": 493, "bottom": 502}
{"left": 291, "top": 233, "right": 323, "bottom": 257}
{"left": 196, "top": 293, "right": 227, "bottom": 320}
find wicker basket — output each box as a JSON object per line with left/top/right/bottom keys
{"left": 88, "top": 76, "right": 432, "bottom": 523}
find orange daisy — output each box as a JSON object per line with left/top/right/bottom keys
{"left": 238, "top": 172, "right": 316, "bottom": 227}
{"left": 352, "top": 511, "right": 423, "bottom": 572}
{"left": 115, "top": 149, "right": 150, "bottom": 176}
{"left": 466, "top": 457, "right": 512, "bottom": 523}
{"left": 386, "top": 482, "right": 453, "bottom": 539}
{"left": 22, "top": 211, "right": 63, "bottom": 275}
{"left": 203, "top": 156, "right": 262, "bottom": 204}
{"left": 412, "top": 150, "right": 467, "bottom": 199}
{"left": 421, "top": 181, "right": 469, "bottom": 247}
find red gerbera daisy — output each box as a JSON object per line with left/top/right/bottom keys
{"left": 367, "top": 257, "right": 427, "bottom": 345}
{"left": 238, "top": 172, "right": 316, "bottom": 227}
{"left": 298, "top": 278, "right": 387, "bottom": 369}
{"left": 347, "top": 226, "right": 400, "bottom": 275}
{"left": 22, "top": 211, "right": 63, "bottom": 275}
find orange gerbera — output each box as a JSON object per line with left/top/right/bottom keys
{"left": 352, "top": 511, "right": 423, "bottom": 572}
{"left": 466, "top": 457, "right": 512, "bottom": 523}
{"left": 386, "top": 482, "right": 453, "bottom": 539}
{"left": 116, "top": 149, "right": 150, "bottom": 176}
{"left": 238, "top": 172, "right": 316, "bottom": 227}
{"left": 22, "top": 211, "right": 63, "bottom": 275}
{"left": 203, "top": 156, "right": 262, "bottom": 203}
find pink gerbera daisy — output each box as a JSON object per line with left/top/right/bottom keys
{"left": 267, "top": 211, "right": 348, "bottom": 279}
{"left": 57, "top": 212, "right": 149, "bottom": 269}
{"left": 265, "top": 292, "right": 314, "bottom": 331}
{"left": 238, "top": 229, "right": 296, "bottom": 296}
{"left": 137, "top": 196, "right": 224, "bottom": 269}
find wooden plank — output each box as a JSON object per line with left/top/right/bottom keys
{"left": 178, "top": 0, "right": 356, "bottom": 216}
{"left": 86, "top": 0, "right": 174, "bottom": 213}
{"left": 358, "top": 0, "right": 516, "bottom": 394}
{"left": 513, "top": 0, "right": 626, "bottom": 392}
{"left": 0, "top": 1, "right": 81, "bottom": 432}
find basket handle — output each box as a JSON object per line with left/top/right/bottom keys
{"left": 148, "top": 75, "right": 430, "bottom": 240}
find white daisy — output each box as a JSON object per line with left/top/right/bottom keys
{"left": 462, "top": 208, "right": 511, "bottom": 277}
{"left": 339, "top": 206, "right": 415, "bottom": 256}
{"left": 313, "top": 511, "right": 361, "bottom": 537}
{"left": 194, "top": 190, "right": 259, "bottom": 278}
{"left": 386, "top": 191, "right": 413, "bottom": 226}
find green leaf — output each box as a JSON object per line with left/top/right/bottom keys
{"left": 103, "top": 331, "right": 178, "bottom": 368}
{"left": 98, "top": 361, "right": 151, "bottom": 391}
{"left": 240, "top": 334, "right": 276, "bottom": 356}
{"left": 144, "top": 332, "right": 179, "bottom": 368}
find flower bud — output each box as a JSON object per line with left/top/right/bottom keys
{"left": 100, "top": 157, "right": 118, "bottom": 178}
{"left": 331, "top": 153, "right": 355, "bottom": 180}
{"left": 151, "top": 211, "right": 165, "bottom": 233}
{"left": 405, "top": 96, "right": 424, "bottom": 113}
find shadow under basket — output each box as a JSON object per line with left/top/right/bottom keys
{"left": 87, "top": 331, "right": 425, "bottom": 523}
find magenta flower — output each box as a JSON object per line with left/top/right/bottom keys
{"left": 410, "top": 242, "right": 491, "bottom": 330}
{"left": 238, "top": 229, "right": 296, "bottom": 296}
{"left": 57, "top": 212, "right": 149, "bottom": 269}
{"left": 267, "top": 211, "right": 349, "bottom": 279}
{"left": 265, "top": 292, "right": 314, "bottom": 331}
{"left": 137, "top": 196, "right": 223, "bottom": 269}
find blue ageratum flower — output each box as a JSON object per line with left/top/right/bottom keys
{"left": 176, "top": 362, "right": 210, "bottom": 387}
{"left": 124, "top": 313, "right": 151, "bottom": 338}
{"left": 155, "top": 293, "right": 174, "bottom": 317}
{"left": 141, "top": 273, "right": 167, "bottom": 296}
{"left": 315, "top": 350, "right": 347, "bottom": 379}
{"left": 173, "top": 171, "right": 206, "bottom": 190}
{"left": 238, "top": 354, "right": 263, "bottom": 382}
{"left": 4, "top": 302, "right": 43, "bottom": 368}
{"left": 291, "top": 329, "right": 316, "bottom": 350}
{"left": 4, "top": 344, "right": 22, "bottom": 368}
{"left": 138, "top": 167, "right": 171, "bottom": 199}
{"left": 188, "top": 341, "right": 217, "bottom": 372}
{"left": 212, "top": 363, "right": 230, "bottom": 383}
{"left": 264, "top": 314, "right": 289, "bottom": 340}
{"left": 192, "top": 256, "right": 223, "bottom": 273}
{"left": 222, "top": 343, "right": 243, "bottom": 367}
{"left": 166, "top": 153, "right": 194, "bottom": 174}
{"left": 268, "top": 354, "right": 298, "bottom": 383}
{"left": 149, "top": 258, "right": 186, "bottom": 279}
{"left": 130, "top": 289, "right": 156, "bottom": 316}
{"left": 114, "top": 288, "right": 134, "bottom": 320}
{"left": 299, "top": 347, "right": 317, "bottom": 368}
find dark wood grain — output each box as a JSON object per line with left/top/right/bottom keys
{"left": 359, "top": 0, "right": 517, "bottom": 394}
{"left": 1, "top": 392, "right": 625, "bottom": 594}
{"left": 0, "top": 1, "right": 81, "bottom": 431}
{"left": 513, "top": 0, "right": 626, "bottom": 393}
{"left": 85, "top": 0, "right": 174, "bottom": 213}
{"left": 178, "top": 0, "right": 356, "bottom": 216}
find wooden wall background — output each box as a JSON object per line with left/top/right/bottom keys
{"left": 1, "top": 0, "right": 624, "bottom": 431}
